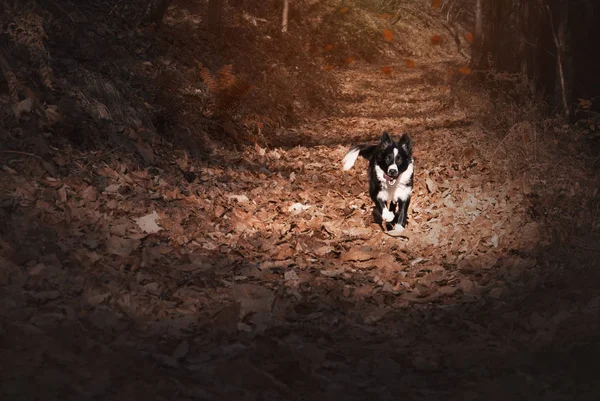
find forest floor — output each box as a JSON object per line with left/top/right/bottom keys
{"left": 1, "top": 1, "right": 600, "bottom": 400}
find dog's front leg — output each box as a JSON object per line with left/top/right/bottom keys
{"left": 389, "top": 201, "right": 400, "bottom": 227}
{"left": 396, "top": 196, "right": 411, "bottom": 229}
{"left": 376, "top": 198, "right": 395, "bottom": 224}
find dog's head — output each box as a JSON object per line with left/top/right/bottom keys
{"left": 375, "top": 132, "right": 413, "bottom": 185}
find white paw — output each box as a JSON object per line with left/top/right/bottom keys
{"left": 382, "top": 209, "right": 395, "bottom": 222}
{"left": 394, "top": 224, "right": 405, "bottom": 232}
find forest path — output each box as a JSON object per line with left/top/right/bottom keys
{"left": 2, "top": 16, "right": 600, "bottom": 401}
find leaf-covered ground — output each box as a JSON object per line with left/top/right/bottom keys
{"left": 2, "top": 2, "right": 600, "bottom": 401}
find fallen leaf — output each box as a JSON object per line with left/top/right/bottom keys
{"left": 383, "top": 29, "right": 394, "bottom": 42}
{"left": 172, "top": 340, "right": 190, "bottom": 360}
{"left": 342, "top": 227, "right": 372, "bottom": 238}
{"left": 234, "top": 283, "right": 274, "bottom": 330}
{"left": 228, "top": 194, "right": 249, "bottom": 203}
{"left": 431, "top": 34, "right": 442, "bottom": 45}
{"left": 42, "top": 160, "right": 57, "bottom": 176}
{"left": 214, "top": 204, "right": 226, "bottom": 217}
{"left": 345, "top": 56, "right": 356, "bottom": 65}
{"left": 13, "top": 98, "right": 34, "bottom": 118}
{"left": 432, "top": 0, "right": 440, "bottom": 9}
{"left": 459, "top": 278, "right": 482, "bottom": 297}
{"left": 271, "top": 244, "right": 295, "bottom": 260}
{"left": 324, "top": 44, "right": 334, "bottom": 52}
{"left": 284, "top": 270, "right": 299, "bottom": 281}
{"left": 45, "top": 105, "right": 62, "bottom": 125}
{"left": 324, "top": 64, "right": 334, "bottom": 71}
{"left": 458, "top": 66, "right": 472, "bottom": 75}
{"left": 406, "top": 59, "right": 415, "bottom": 68}
{"left": 82, "top": 186, "right": 98, "bottom": 202}
{"left": 86, "top": 291, "right": 111, "bottom": 306}
{"left": 136, "top": 139, "right": 155, "bottom": 164}
{"left": 380, "top": 66, "right": 393, "bottom": 75}
{"left": 135, "top": 211, "right": 162, "bottom": 234}
{"left": 314, "top": 246, "right": 335, "bottom": 256}
{"left": 105, "top": 236, "right": 141, "bottom": 257}
{"left": 464, "top": 32, "right": 474, "bottom": 43}
{"left": 341, "top": 249, "right": 376, "bottom": 262}
{"left": 58, "top": 186, "right": 68, "bottom": 203}
{"left": 28, "top": 263, "right": 47, "bottom": 276}
{"left": 288, "top": 202, "right": 311, "bottom": 215}
{"left": 2, "top": 165, "right": 18, "bottom": 174}
{"left": 426, "top": 178, "right": 438, "bottom": 193}
{"left": 104, "top": 184, "right": 121, "bottom": 194}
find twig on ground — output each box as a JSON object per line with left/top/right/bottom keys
{"left": 0, "top": 150, "right": 42, "bottom": 160}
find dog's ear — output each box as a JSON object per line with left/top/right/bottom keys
{"left": 380, "top": 132, "right": 393, "bottom": 147}
{"left": 398, "top": 133, "right": 413, "bottom": 155}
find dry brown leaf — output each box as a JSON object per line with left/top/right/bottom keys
{"left": 136, "top": 139, "right": 155, "bottom": 164}
{"left": 314, "top": 245, "right": 335, "bottom": 256}
{"left": 341, "top": 249, "right": 377, "bottom": 262}
{"left": 13, "top": 98, "right": 33, "bottom": 118}
{"left": 431, "top": 35, "right": 442, "bottom": 45}
{"left": 172, "top": 340, "right": 189, "bottom": 360}
{"left": 271, "top": 244, "right": 295, "bottom": 260}
{"left": 58, "top": 186, "right": 67, "bottom": 203}
{"left": 234, "top": 283, "right": 274, "bottom": 330}
{"left": 426, "top": 178, "right": 437, "bottom": 193}
{"left": 105, "top": 236, "right": 141, "bottom": 257}
{"left": 459, "top": 278, "right": 482, "bottom": 297}
{"left": 383, "top": 29, "right": 394, "bottom": 42}
{"left": 135, "top": 211, "right": 162, "bottom": 234}
{"left": 342, "top": 227, "right": 372, "bottom": 238}
{"left": 458, "top": 66, "right": 472, "bottom": 75}
{"left": 81, "top": 186, "right": 98, "bottom": 202}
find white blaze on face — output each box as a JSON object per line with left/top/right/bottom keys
{"left": 387, "top": 148, "right": 398, "bottom": 176}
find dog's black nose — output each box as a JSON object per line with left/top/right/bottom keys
{"left": 388, "top": 168, "right": 398, "bottom": 176}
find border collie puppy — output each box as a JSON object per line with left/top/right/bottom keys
{"left": 342, "top": 132, "right": 414, "bottom": 232}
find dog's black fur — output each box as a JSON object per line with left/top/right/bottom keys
{"left": 342, "top": 132, "right": 414, "bottom": 231}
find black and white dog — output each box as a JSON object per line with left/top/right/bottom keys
{"left": 342, "top": 132, "right": 414, "bottom": 232}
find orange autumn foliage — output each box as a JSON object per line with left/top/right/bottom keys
{"left": 345, "top": 57, "right": 356, "bottom": 65}
{"left": 432, "top": 0, "right": 440, "bottom": 9}
{"left": 383, "top": 29, "right": 394, "bottom": 42}
{"left": 380, "top": 66, "right": 393, "bottom": 75}
{"left": 406, "top": 59, "right": 415, "bottom": 68}
{"left": 324, "top": 64, "right": 334, "bottom": 71}
{"left": 458, "top": 66, "right": 472, "bottom": 75}
{"left": 431, "top": 35, "right": 442, "bottom": 45}
{"left": 464, "top": 32, "right": 474, "bottom": 43}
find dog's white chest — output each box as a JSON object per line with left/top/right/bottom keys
{"left": 375, "top": 162, "right": 413, "bottom": 203}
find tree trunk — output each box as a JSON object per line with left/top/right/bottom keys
{"left": 143, "top": 0, "right": 172, "bottom": 24}
{"left": 282, "top": 0, "right": 289, "bottom": 33}
{"left": 470, "top": 0, "right": 484, "bottom": 68}
{"left": 208, "top": 0, "right": 225, "bottom": 34}
{"left": 546, "top": 4, "right": 570, "bottom": 118}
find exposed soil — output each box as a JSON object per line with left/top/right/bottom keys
{"left": 1, "top": 1, "right": 600, "bottom": 400}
